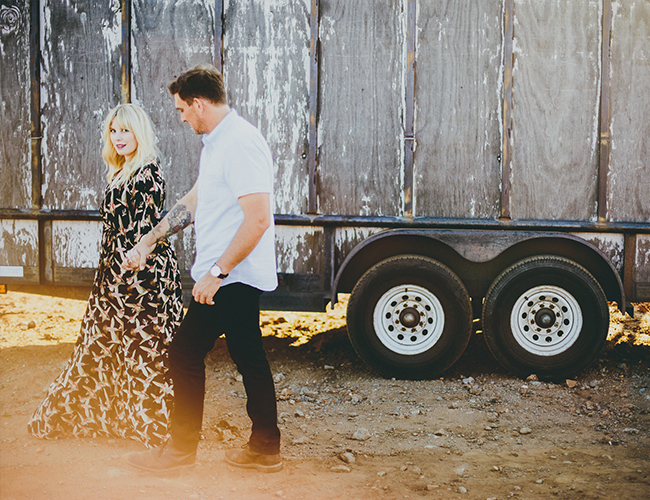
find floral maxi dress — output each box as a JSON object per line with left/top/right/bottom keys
{"left": 28, "top": 161, "right": 184, "bottom": 447}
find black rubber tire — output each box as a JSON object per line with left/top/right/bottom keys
{"left": 346, "top": 255, "right": 472, "bottom": 380}
{"left": 482, "top": 255, "right": 609, "bottom": 381}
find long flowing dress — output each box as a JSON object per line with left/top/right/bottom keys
{"left": 28, "top": 160, "right": 184, "bottom": 447}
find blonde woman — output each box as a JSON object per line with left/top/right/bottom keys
{"left": 28, "top": 104, "right": 183, "bottom": 447}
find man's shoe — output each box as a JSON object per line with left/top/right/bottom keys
{"left": 225, "top": 445, "right": 282, "bottom": 473}
{"left": 125, "top": 442, "right": 196, "bottom": 472}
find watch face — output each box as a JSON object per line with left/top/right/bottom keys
{"left": 210, "top": 265, "right": 221, "bottom": 277}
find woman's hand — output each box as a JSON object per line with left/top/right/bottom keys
{"left": 121, "top": 237, "right": 155, "bottom": 270}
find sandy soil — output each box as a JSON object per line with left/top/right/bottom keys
{"left": 1, "top": 288, "right": 649, "bottom": 500}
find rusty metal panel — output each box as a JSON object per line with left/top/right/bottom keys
{"left": 0, "top": 219, "right": 39, "bottom": 283}
{"left": 510, "top": 0, "right": 601, "bottom": 220}
{"left": 275, "top": 226, "right": 324, "bottom": 274}
{"left": 40, "top": 0, "right": 122, "bottom": 210}
{"left": 317, "top": 0, "right": 405, "bottom": 216}
{"left": 130, "top": 0, "right": 214, "bottom": 272}
{"left": 572, "top": 232, "right": 625, "bottom": 274}
{"left": 51, "top": 220, "right": 101, "bottom": 283}
{"left": 52, "top": 220, "right": 101, "bottom": 268}
{"left": 224, "top": 0, "right": 311, "bottom": 215}
{"left": 334, "top": 226, "right": 385, "bottom": 270}
{"left": 636, "top": 234, "right": 650, "bottom": 301}
{"left": 0, "top": 0, "right": 31, "bottom": 210}
{"left": 414, "top": 0, "right": 502, "bottom": 218}
{"left": 607, "top": 1, "right": 650, "bottom": 223}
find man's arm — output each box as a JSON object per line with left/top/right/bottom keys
{"left": 124, "top": 182, "right": 199, "bottom": 269}
{"left": 192, "top": 192, "right": 270, "bottom": 305}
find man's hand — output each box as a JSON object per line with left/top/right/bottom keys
{"left": 122, "top": 238, "right": 156, "bottom": 271}
{"left": 192, "top": 273, "right": 222, "bottom": 305}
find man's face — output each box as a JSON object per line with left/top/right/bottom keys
{"left": 174, "top": 94, "right": 206, "bottom": 134}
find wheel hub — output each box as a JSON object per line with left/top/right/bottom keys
{"left": 534, "top": 308, "right": 555, "bottom": 328}
{"left": 399, "top": 307, "right": 420, "bottom": 328}
{"left": 510, "top": 285, "right": 582, "bottom": 356}
{"left": 373, "top": 285, "right": 445, "bottom": 355}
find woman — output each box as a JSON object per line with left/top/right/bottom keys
{"left": 28, "top": 104, "right": 184, "bottom": 447}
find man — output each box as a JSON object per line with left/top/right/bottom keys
{"left": 123, "top": 65, "right": 281, "bottom": 472}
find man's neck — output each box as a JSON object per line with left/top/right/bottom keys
{"left": 204, "top": 104, "right": 231, "bottom": 134}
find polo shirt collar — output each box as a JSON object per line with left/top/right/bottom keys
{"left": 202, "top": 109, "right": 237, "bottom": 146}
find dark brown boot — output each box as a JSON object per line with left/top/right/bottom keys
{"left": 225, "top": 445, "right": 282, "bottom": 473}
{"left": 125, "top": 442, "right": 196, "bottom": 472}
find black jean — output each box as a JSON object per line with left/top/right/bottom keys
{"left": 167, "top": 283, "right": 280, "bottom": 455}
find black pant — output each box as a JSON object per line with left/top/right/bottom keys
{"left": 167, "top": 283, "right": 280, "bottom": 455}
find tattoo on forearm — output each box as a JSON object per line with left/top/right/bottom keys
{"left": 152, "top": 203, "right": 192, "bottom": 241}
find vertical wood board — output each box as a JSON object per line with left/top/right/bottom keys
{"left": 131, "top": 0, "right": 214, "bottom": 208}
{"left": 224, "top": 0, "right": 311, "bottom": 215}
{"left": 607, "top": 0, "right": 650, "bottom": 222}
{"left": 510, "top": 0, "right": 601, "bottom": 220}
{"left": 0, "top": 0, "right": 31, "bottom": 209}
{"left": 40, "top": 0, "right": 122, "bottom": 210}
{"left": 131, "top": 0, "right": 216, "bottom": 272}
{"left": 317, "top": 0, "right": 405, "bottom": 216}
{"left": 414, "top": 0, "right": 503, "bottom": 218}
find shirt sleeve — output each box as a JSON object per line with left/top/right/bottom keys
{"left": 223, "top": 134, "right": 273, "bottom": 199}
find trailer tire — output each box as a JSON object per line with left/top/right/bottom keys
{"left": 482, "top": 255, "right": 609, "bottom": 381}
{"left": 346, "top": 255, "right": 472, "bottom": 380}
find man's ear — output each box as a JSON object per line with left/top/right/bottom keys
{"left": 193, "top": 98, "right": 204, "bottom": 112}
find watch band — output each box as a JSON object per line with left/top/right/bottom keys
{"left": 210, "top": 264, "right": 229, "bottom": 279}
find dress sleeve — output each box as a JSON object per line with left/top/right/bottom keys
{"left": 121, "top": 161, "right": 166, "bottom": 248}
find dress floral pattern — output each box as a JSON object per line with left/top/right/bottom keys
{"left": 28, "top": 160, "right": 184, "bottom": 447}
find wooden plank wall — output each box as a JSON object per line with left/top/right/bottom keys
{"left": 224, "top": 0, "right": 311, "bottom": 216}
{"left": 40, "top": 0, "right": 122, "bottom": 210}
{"left": 608, "top": 0, "right": 650, "bottom": 223}
{"left": 317, "top": 0, "right": 405, "bottom": 216}
{"left": 414, "top": 0, "right": 502, "bottom": 218}
{"left": 0, "top": 0, "right": 31, "bottom": 210}
{"left": 510, "top": 0, "right": 601, "bottom": 220}
{"left": 2, "top": 0, "right": 649, "bottom": 286}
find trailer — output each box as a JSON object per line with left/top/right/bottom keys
{"left": 1, "top": 0, "right": 649, "bottom": 380}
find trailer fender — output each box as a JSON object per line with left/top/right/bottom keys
{"left": 332, "top": 229, "right": 626, "bottom": 313}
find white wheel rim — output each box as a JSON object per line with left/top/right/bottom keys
{"left": 510, "top": 285, "right": 583, "bottom": 356}
{"left": 373, "top": 285, "right": 445, "bottom": 355}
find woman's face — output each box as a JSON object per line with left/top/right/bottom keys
{"left": 109, "top": 118, "right": 138, "bottom": 158}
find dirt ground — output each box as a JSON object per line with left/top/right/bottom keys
{"left": 1, "top": 287, "right": 649, "bottom": 500}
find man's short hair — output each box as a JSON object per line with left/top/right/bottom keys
{"left": 168, "top": 65, "right": 226, "bottom": 105}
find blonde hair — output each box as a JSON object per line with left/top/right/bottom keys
{"left": 102, "top": 104, "right": 159, "bottom": 185}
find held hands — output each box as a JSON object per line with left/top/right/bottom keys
{"left": 192, "top": 273, "right": 222, "bottom": 305}
{"left": 121, "top": 238, "right": 156, "bottom": 271}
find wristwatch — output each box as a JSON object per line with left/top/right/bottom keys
{"left": 209, "top": 263, "right": 229, "bottom": 279}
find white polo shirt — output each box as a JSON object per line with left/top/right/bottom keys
{"left": 191, "top": 110, "right": 278, "bottom": 292}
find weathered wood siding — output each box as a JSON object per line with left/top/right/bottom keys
{"left": 317, "top": 0, "right": 405, "bottom": 216}
{"left": 607, "top": 0, "right": 650, "bottom": 222}
{"left": 414, "top": 0, "right": 503, "bottom": 218}
{"left": 40, "top": 0, "right": 122, "bottom": 210}
{"left": 0, "top": 0, "right": 31, "bottom": 210}
{"left": 510, "top": 0, "right": 601, "bottom": 220}
{"left": 1, "top": 0, "right": 649, "bottom": 297}
{"left": 0, "top": 220, "right": 39, "bottom": 283}
{"left": 131, "top": 0, "right": 216, "bottom": 271}
{"left": 224, "top": 0, "right": 311, "bottom": 215}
